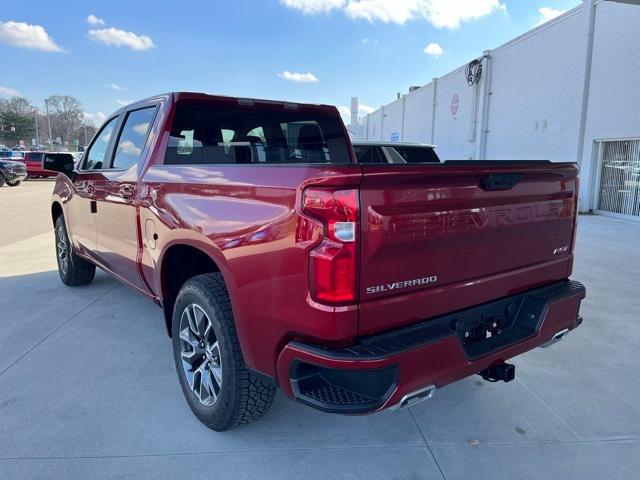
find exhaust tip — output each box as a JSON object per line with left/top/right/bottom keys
{"left": 391, "top": 385, "right": 436, "bottom": 411}
{"left": 541, "top": 328, "right": 570, "bottom": 348}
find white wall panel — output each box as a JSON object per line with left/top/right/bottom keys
{"left": 381, "top": 98, "right": 404, "bottom": 142}
{"left": 580, "top": 1, "right": 640, "bottom": 211}
{"left": 431, "top": 68, "right": 477, "bottom": 160}
{"left": 485, "top": 8, "right": 585, "bottom": 162}
{"left": 403, "top": 84, "right": 434, "bottom": 144}
{"left": 357, "top": 0, "right": 640, "bottom": 212}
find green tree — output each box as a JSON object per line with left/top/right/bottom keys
{"left": 0, "top": 96, "right": 35, "bottom": 145}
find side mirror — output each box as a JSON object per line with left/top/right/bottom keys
{"left": 43, "top": 153, "right": 76, "bottom": 179}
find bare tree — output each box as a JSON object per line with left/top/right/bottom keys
{"left": 2, "top": 96, "right": 33, "bottom": 115}
{"left": 46, "top": 95, "right": 84, "bottom": 145}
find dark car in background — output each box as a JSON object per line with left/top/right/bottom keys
{"left": 352, "top": 141, "right": 441, "bottom": 164}
{"left": 0, "top": 158, "right": 27, "bottom": 187}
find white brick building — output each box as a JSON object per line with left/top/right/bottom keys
{"left": 356, "top": 0, "right": 640, "bottom": 217}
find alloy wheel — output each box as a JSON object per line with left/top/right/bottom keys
{"left": 56, "top": 224, "right": 69, "bottom": 275}
{"left": 178, "top": 304, "right": 223, "bottom": 406}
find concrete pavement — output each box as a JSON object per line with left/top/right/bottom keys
{"left": 0, "top": 182, "right": 638, "bottom": 479}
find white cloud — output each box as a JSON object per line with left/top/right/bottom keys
{"left": 84, "top": 111, "right": 107, "bottom": 125}
{"left": 280, "top": 0, "right": 346, "bottom": 14}
{"left": 361, "top": 37, "right": 379, "bottom": 44}
{"left": 86, "top": 14, "right": 106, "bottom": 26}
{"left": 278, "top": 71, "right": 319, "bottom": 83}
{"left": 107, "top": 83, "right": 126, "bottom": 91}
{"left": 88, "top": 28, "right": 155, "bottom": 51}
{"left": 337, "top": 103, "right": 376, "bottom": 124}
{"left": 282, "top": 0, "right": 506, "bottom": 29}
{"left": 337, "top": 105, "right": 352, "bottom": 124}
{"left": 0, "top": 21, "right": 64, "bottom": 52}
{"left": 116, "top": 99, "right": 132, "bottom": 106}
{"left": 0, "top": 86, "right": 21, "bottom": 98}
{"left": 119, "top": 140, "right": 141, "bottom": 156}
{"left": 536, "top": 7, "right": 565, "bottom": 26}
{"left": 423, "top": 42, "right": 443, "bottom": 57}
{"left": 132, "top": 122, "right": 150, "bottom": 136}
{"left": 359, "top": 104, "right": 375, "bottom": 114}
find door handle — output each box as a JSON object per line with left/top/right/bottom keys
{"left": 480, "top": 173, "right": 523, "bottom": 191}
{"left": 119, "top": 184, "right": 135, "bottom": 198}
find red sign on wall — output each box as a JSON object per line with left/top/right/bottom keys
{"left": 451, "top": 94, "right": 459, "bottom": 116}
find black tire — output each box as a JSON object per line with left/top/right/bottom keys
{"left": 54, "top": 215, "right": 96, "bottom": 286}
{"left": 172, "top": 273, "right": 276, "bottom": 431}
{"left": 7, "top": 180, "right": 21, "bottom": 187}
{"left": 0, "top": 175, "right": 5, "bottom": 187}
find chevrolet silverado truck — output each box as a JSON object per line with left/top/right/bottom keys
{"left": 45, "top": 92, "right": 586, "bottom": 431}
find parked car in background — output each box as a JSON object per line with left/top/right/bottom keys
{"left": 352, "top": 141, "right": 441, "bottom": 164}
{"left": 0, "top": 150, "right": 24, "bottom": 161}
{"left": 0, "top": 158, "right": 27, "bottom": 187}
{"left": 45, "top": 92, "right": 585, "bottom": 431}
{"left": 22, "top": 151, "right": 57, "bottom": 178}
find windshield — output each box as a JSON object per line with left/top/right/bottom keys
{"left": 164, "top": 101, "right": 352, "bottom": 165}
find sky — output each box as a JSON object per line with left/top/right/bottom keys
{"left": 0, "top": 0, "right": 581, "bottom": 126}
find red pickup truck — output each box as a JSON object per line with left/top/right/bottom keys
{"left": 23, "top": 151, "right": 59, "bottom": 178}
{"left": 45, "top": 92, "right": 585, "bottom": 431}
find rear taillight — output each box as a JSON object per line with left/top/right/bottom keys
{"left": 302, "top": 188, "right": 359, "bottom": 304}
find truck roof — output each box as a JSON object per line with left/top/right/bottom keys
{"left": 121, "top": 92, "right": 337, "bottom": 113}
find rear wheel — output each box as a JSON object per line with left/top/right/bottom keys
{"left": 172, "top": 273, "right": 276, "bottom": 431}
{"left": 0, "top": 175, "right": 5, "bottom": 187}
{"left": 54, "top": 215, "right": 96, "bottom": 286}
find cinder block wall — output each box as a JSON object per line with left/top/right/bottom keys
{"left": 358, "top": 0, "right": 640, "bottom": 212}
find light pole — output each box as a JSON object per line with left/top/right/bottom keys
{"left": 33, "top": 108, "right": 39, "bottom": 147}
{"left": 44, "top": 99, "right": 53, "bottom": 151}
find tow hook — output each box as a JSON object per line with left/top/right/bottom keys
{"left": 479, "top": 362, "right": 515, "bottom": 383}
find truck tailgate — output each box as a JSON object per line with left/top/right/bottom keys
{"left": 358, "top": 162, "right": 578, "bottom": 335}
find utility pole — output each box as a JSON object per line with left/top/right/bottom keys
{"left": 84, "top": 123, "right": 88, "bottom": 146}
{"left": 34, "top": 108, "right": 39, "bottom": 147}
{"left": 44, "top": 99, "right": 53, "bottom": 151}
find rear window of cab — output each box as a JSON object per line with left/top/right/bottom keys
{"left": 164, "top": 101, "right": 352, "bottom": 165}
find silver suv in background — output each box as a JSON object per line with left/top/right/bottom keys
{"left": 352, "top": 141, "right": 440, "bottom": 164}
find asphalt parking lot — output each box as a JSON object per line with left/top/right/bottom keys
{"left": 1, "top": 181, "right": 639, "bottom": 479}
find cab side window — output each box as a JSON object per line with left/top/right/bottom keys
{"left": 83, "top": 117, "right": 118, "bottom": 170}
{"left": 110, "top": 107, "right": 157, "bottom": 170}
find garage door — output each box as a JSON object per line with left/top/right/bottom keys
{"left": 597, "top": 140, "right": 640, "bottom": 218}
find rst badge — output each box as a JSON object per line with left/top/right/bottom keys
{"left": 366, "top": 276, "right": 438, "bottom": 294}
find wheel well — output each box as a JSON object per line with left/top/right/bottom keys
{"left": 161, "top": 244, "right": 220, "bottom": 337}
{"left": 52, "top": 202, "right": 63, "bottom": 225}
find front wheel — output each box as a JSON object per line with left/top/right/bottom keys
{"left": 7, "top": 180, "right": 21, "bottom": 187}
{"left": 172, "top": 273, "right": 276, "bottom": 431}
{"left": 54, "top": 215, "right": 96, "bottom": 286}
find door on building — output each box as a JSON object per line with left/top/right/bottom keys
{"left": 596, "top": 140, "right": 640, "bottom": 219}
